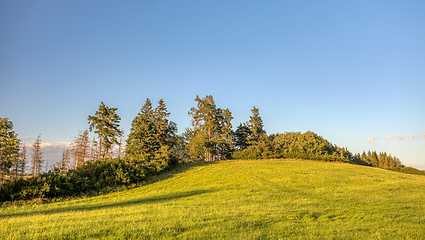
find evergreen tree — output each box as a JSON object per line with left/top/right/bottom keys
{"left": 31, "top": 135, "right": 44, "bottom": 177}
{"left": 216, "top": 108, "right": 235, "bottom": 160}
{"left": 126, "top": 98, "right": 158, "bottom": 158}
{"left": 88, "top": 102, "right": 122, "bottom": 159}
{"left": 72, "top": 130, "right": 90, "bottom": 167}
{"left": 0, "top": 118, "right": 21, "bottom": 183}
{"left": 360, "top": 151, "right": 371, "bottom": 165}
{"left": 248, "top": 106, "right": 266, "bottom": 144}
{"left": 185, "top": 95, "right": 233, "bottom": 161}
{"left": 126, "top": 98, "right": 178, "bottom": 162}
{"left": 234, "top": 123, "right": 252, "bottom": 150}
{"left": 370, "top": 151, "right": 379, "bottom": 167}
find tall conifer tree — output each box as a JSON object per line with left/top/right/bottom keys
{"left": 185, "top": 95, "right": 233, "bottom": 161}
{"left": 31, "top": 135, "right": 43, "bottom": 177}
{"left": 126, "top": 98, "right": 178, "bottom": 160}
{"left": 126, "top": 98, "right": 157, "bottom": 158}
{"left": 248, "top": 106, "right": 266, "bottom": 143}
{"left": 88, "top": 102, "right": 122, "bottom": 159}
{"left": 0, "top": 118, "right": 20, "bottom": 183}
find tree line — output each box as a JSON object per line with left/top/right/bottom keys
{"left": 1, "top": 95, "right": 424, "bottom": 201}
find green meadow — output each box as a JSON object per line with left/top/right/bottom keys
{"left": 1, "top": 160, "right": 424, "bottom": 239}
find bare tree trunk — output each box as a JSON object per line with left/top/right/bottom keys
{"left": 98, "top": 136, "right": 102, "bottom": 160}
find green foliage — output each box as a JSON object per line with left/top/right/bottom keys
{"left": 0, "top": 156, "right": 177, "bottom": 202}
{"left": 388, "top": 166, "right": 425, "bottom": 175}
{"left": 247, "top": 106, "right": 266, "bottom": 143}
{"left": 233, "top": 131, "right": 350, "bottom": 162}
{"left": 126, "top": 98, "right": 179, "bottom": 164}
{"left": 185, "top": 95, "right": 235, "bottom": 161}
{"left": 234, "top": 123, "right": 251, "bottom": 150}
{"left": 352, "top": 151, "right": 403, "bottom": 169}
{"left": 0, "top": 118, "right": 21, "bottom": 183}
{"left": 1, "top": 161, "right": 424, "bottom": 239}
{"left": 88, "top": 102, "right": 122, "bottom": 158}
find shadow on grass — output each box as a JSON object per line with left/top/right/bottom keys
{"left": 1, "top": 188, "right": 217, "bottom": 218}
{"left": 1, "top": 161, "right": 214, "bottom": 218}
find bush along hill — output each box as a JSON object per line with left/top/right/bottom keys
{"left": 1, "top": 95, "right": 423, "bottom": 202}
{"left": 0, "top": 156, "right": 178, "bottom": 202}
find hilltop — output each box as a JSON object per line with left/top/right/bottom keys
{"left": 1, "top": 160, "right": 424, "bottom": 239}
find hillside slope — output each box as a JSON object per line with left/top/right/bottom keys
{"left": 1, "top": 160, "right": 424, "bottom": 239}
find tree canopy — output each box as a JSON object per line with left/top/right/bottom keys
{"left": 185, "top": 95, "right": 234, "bottom": 161}
{"left": 88, "top": 102, "right": 122, "bottom": 159}
{"left": 0, "top": 118, "right": 21, "bottom": 183}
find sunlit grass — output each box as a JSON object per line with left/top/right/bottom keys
{"left": 1, "top": 160, "right": 424, "bottom": 239}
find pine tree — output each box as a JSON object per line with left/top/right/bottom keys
{"left": 216, "top": 108, "right": 234, "bottom": 160}
{"left": 185, "top": 95, "right": 233, "bottom": 161}
{"left": 0, "top": 118, "right": 21, "bottom": 183}
{"left": 31, "top": 135, "right": 44, "bottom": 177}
{"left": 88, "top": 102, "right": 122, "bottom": 159}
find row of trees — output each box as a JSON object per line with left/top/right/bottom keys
{"left": 0, "top": 118, "right": 47, "bottom": 183}
{"left": 353, "top": 151, "right": 403, "bottom": 168}
{"left": 1, "top": 95, "right": 418, "bottom": 186}
{"left": 1, "top": 95, "right": 423, "bottom": 201}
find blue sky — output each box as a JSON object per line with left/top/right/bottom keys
{"left": 1, "top": 1, "right": 424, "bottom": 169}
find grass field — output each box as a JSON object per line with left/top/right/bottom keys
{"left": 1, "top": 160, "right": 424, "bottom": 239}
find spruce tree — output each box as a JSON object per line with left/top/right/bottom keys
{"left": 126, "top": 98, "right": 178, "bottom": 161}
{"left": 31, "top": 135, "right": 44, "bottom": 177}
{"left": 248, "top": 106, "right": 266, "bottom": 144}
{"left": 234, "top": 123, "right": 252, "bottom": 150}
{"left": 88, "top": 102, "right": 122, "bottom": 159}
{"left": 126, "top": 98, "right": 158, "bottom": 158}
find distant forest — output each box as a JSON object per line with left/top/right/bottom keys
{"left": 1, "top": 95, "right": 423, "bottom": 201}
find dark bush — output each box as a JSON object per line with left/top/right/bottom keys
{"left": 0, "top": 156, "right": 177, "bottom": 202}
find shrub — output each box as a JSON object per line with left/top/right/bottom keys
{"left": 0, "top": 156, "right": 177, "bottom": 202}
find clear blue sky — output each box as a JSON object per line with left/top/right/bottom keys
{"left": 1, "top": 0, "right": 424, "bottom": 169}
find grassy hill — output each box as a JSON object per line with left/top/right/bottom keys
{"left": 1, "top": 160, "right": 424, "bottom": 239}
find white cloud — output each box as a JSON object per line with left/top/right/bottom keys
{"left": 385, "top": 135, "right": 405, "bottom": 141}
{"left": 41, "top": 142, "right": 72, "bottom": 148}
{"left": 25, "top": 142, "right": 71, "bottom": 148}
{"left": 24, "top": 142, "right": 72, "bottom": 167}
{"left": 367, "top": 137, "right": 379, "bottom": 143}
{"left": 408, "top": 135, "right": 421, "bottom": 141}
